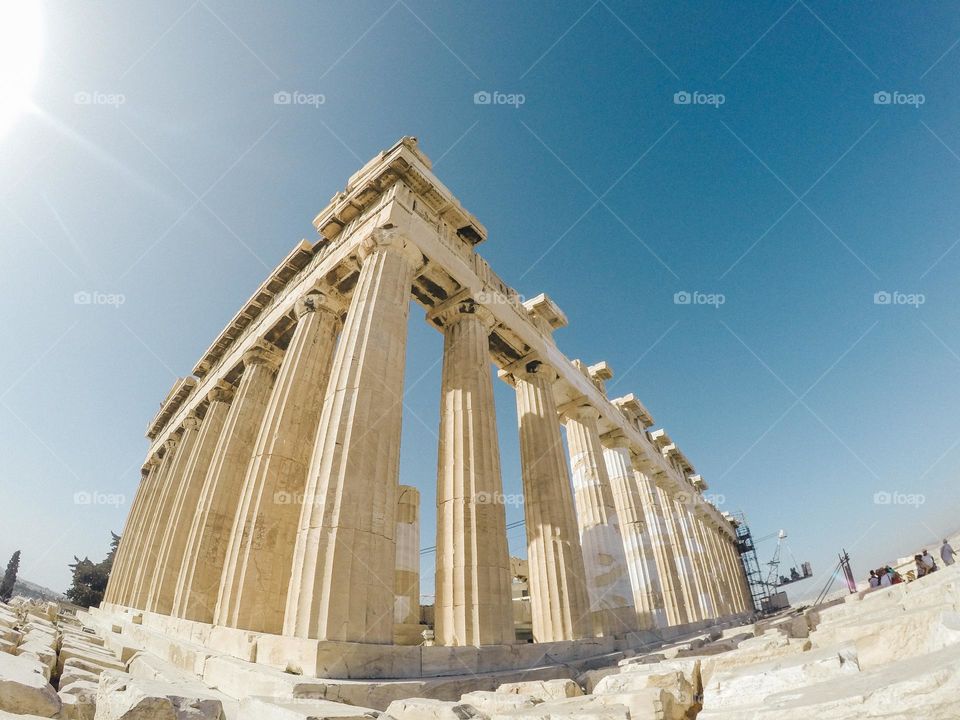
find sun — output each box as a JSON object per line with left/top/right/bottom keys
{"left": 0, "top": 0, "right": 43, "bottom": 136}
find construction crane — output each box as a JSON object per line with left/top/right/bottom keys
{"left": 763, "top": 530, "right": 813, "bottom": 588}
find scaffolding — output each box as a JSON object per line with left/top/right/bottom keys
{"left": 732, "top": 512, "right": 771, "bottom": 613}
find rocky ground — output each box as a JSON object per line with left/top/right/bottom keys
{"left": 0, "top": 561, "right": 957, "bottom": 719}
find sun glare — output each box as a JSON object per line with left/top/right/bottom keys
{"left": 0, "top": 0, "right": 43, "bottom": 136}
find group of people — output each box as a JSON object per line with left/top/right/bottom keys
{"left": 868, "top": 539, "right": 956, "bottom": 588}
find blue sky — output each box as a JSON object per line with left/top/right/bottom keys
{"left": 2, "top": 1, "right": 960, "bottom": 606}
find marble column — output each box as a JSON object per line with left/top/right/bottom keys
{"left": 127, "top": 436, "right": 181, "bottom": 609}
{"left": 433, "top": 298, "right": 514, "bottom": 647}
{"left": 284, "top": 229, "right": 422, "bottom": 643}
{"left": 564, "top": 405, "right": 636, "bottom": 636}
{"left": 663, "top": 487, "right": 703, "bottom": 623}
{"left": 676, "top": 499, "right": 714, "bottom": 621}
{"left": 394, "top": 485, "right": 421, "bottom": 631}
{"left": 143, "top": 412, "right": 204, "bottom": 613}
{"left": 215, "top": 289, "right": 343, "bottom": 634}
{"left": 512, "top": 358, "right": 591, "bottom": 642}
{"left": 725, "top": 534, "right": 752, "bottom": 613}
{"left": 172, "top": 344, "right": 281, "bottom": 622}
{"left": 703, "top": 520, "right": 733, "bottom": 616}
{"left": 105, "top": 458, "right": 158, "bottom": 605}
{"left": 691, "top": 511, "right": 722, "bottom": 619}
{"left": 145, "top": 387, "right": 232, "bottom": 616}
{"left": 601, "top": 435, "right": 665, "bottom": 629}
{"left": 640, "top": 471, "right": 689, "bottom": 626}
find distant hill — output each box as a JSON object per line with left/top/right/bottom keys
{"left": 12, "top": 578, "right": 65, "bottom": 602}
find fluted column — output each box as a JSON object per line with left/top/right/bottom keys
{"left": 512, "top": 358, "right": 591, "bottom": 642}
{"left": 636, "top": 468, "right": 689, "bottom": 626}
{"left": 105, "top": 458, "right": 159, "bottom": 605}
{"left": 724, "top": 532, "right": 752, "bottom": 613}
{"left": 215, "top": 289, "right": 343, "bottom": 634}
{"left": 128, "top": 436, "right": 182, "bottom": 609}
{"left": 144, "top": 387, "right": 232, "bottom": 616}
{"left": 564, "top": 405, "right": 636, "bottom": 636}
{"left": 394, "top": 485, "right": 421, "bottom": 629}
{"left": 676, "top": 499, "right": 714, "bottom": 621}
{"left": 690, "top": 510, "right": 722, "bottom": 619}
{"left": 703, "top": 520, "right": 733, "bottom": 616}
{"left": 601, "top": 436, "right": 664, "bottom": 630}
{"left": 284, "top": 229, "right": 422, "bottom": 643}
{"left": 172, "top": 344, "right": 281, "bottom": 622}
{"left": 143, "top": 413, "right": 205, "bottom": 612}
{"left": 662, "top": 485, "right": 702, "bottom": 623}
{"left": 433, "top": 298, "right": 514, "bottom": 647}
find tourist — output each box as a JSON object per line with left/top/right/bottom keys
{"left": 888, "top": 566, "right": 903, "bottom": 584}
{"left": 941, "top": 539, "right": 956, "bottom": 567}
{"left": 879, "top": 568, "right": 892, "bottom": 587}
{"left": 915, "top": 555, "right": 927, "bottom": 578}
{"left": 868, "top": 570, "right": 880, "bottom": 588}
{"left": 921, "top": 549, "right": 938, "bottom": 574}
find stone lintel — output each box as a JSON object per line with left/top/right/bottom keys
{"left": 193, "top": 240, "right": 314, "bottom": 379}
{"left": 690, "top": 474, "right": 709, "bottom": 491}
{"left": 145, "top": 377, "right": 197, "bottom": 439}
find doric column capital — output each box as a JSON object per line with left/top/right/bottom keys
{"left": 206, "top": 384, "right": 234, "bottom": 405}
{"left": 182, "top": 413, "right": 202, "bottom": 432}
{"left": 141, "top": 456, "right": 160, "bottom": 476}
{"left": 359, "top": 227, "right": 423, "bottom": 269}
{"left": 560, "top": 402, "right": 600, "bottom": 425}
{"left": 599, "top": 429, "right": 632, "bottom": 450}
{"left": 429, "top": 294, "right": 497, "bottom": 332}
{"left": 295, "top": 287, "right": 346, "bottom": 320}
{"left": 242, "top": 342, "right": 283, "bottom": 373}
{"left": 161, "top": 435, "right": 180, "bottom": 454}
{"left": 502, "top": 355, "right": 558, "bottom": 385}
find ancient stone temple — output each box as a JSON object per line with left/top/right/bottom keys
{"left": 98, "top": 137, "right": 753, "bottom": 679}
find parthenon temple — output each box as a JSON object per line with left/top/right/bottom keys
{"left": 97, "top": 136, "right": 753, "bottom": 679}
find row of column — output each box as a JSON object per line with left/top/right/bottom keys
{"left": 105, "top": 227, "right": 753, "bottom": 647}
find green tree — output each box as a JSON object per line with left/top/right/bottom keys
{"left": 0, "top": 550, "right": 20, "bottom": 602}
{"left": 65, "top": 532, "right": 120, "bottom": 608}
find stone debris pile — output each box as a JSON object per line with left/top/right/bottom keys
{"left": 2, "top": 560, "right": 958, "bottom": 718}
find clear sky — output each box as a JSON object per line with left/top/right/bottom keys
{"left": 1, "top": 1, "right": 959, "bottom": 607}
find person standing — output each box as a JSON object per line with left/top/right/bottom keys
{"left": 941, "top": 539, "right": 956, "bottom": 567}
{"left": 921, "top": 549, "right": 938, "bottom": 574}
